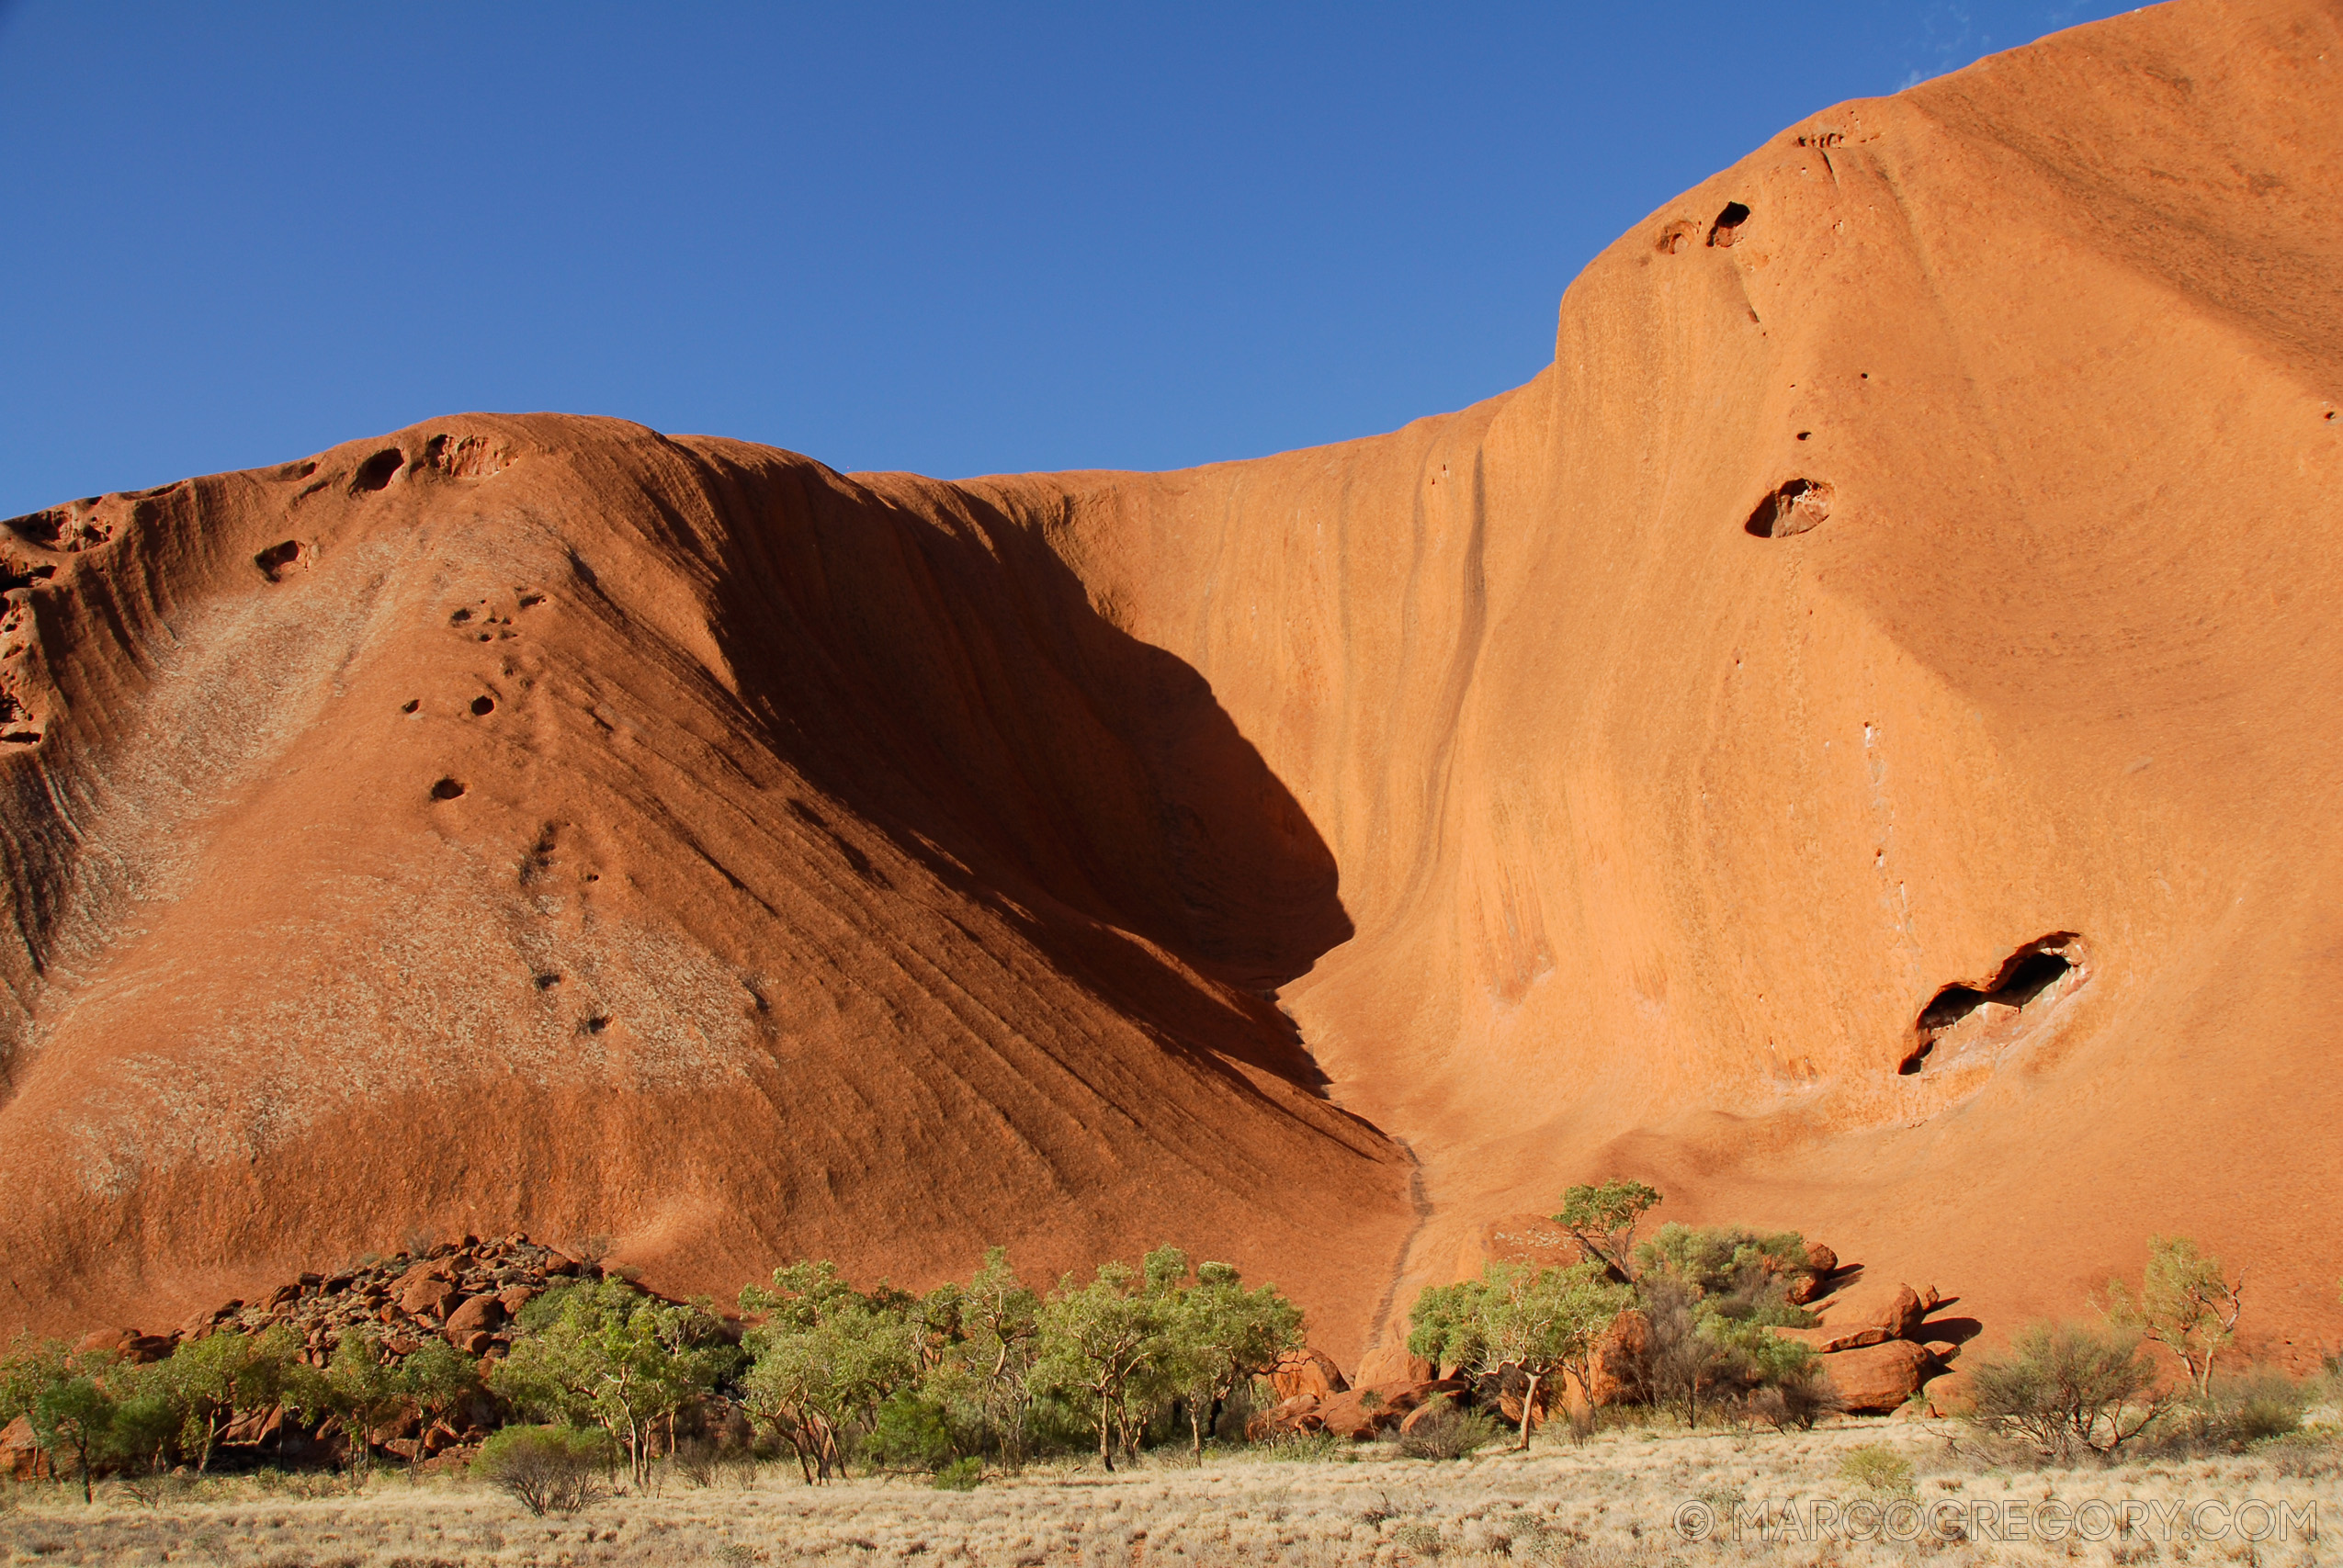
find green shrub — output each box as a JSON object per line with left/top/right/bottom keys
{"left": 1966, "top": 1321, "right": 2164, "bottom": 1461}
{"left": 865, "top": 1392, "right": 955, "bottom": 1472}
{"left": 2192, "top": 1369, "right": 2307, "bottom": 1448}
{"left": 1254, "top": 1428, "right": 1343, "bottom": 1462}
{"left": 671, "top": 1435, "right": 719, "bottom": 1489}
{"left": 1396, "top": 1397, "right": 1498, "bottom": 1461}
{"left": 1562, "top": 1402, "right": 1599, "bottom": 1445}
{"left": 474, "top": 1425, "right": 608, "bottom": 1515}
{"left": 1698, "top": 1483, "right": 1747, "bottom": 1516}
{"left": 932, "top": 1455, "right": 984, "bottom": 1491}
{"left": 1390, "top": 1518, "right": 1444, "bottom": 1556}
{"left": 1746, "top": 1364, "right": 1841, "bottom": 1431}
{"left": 2261, "top": 1431, "right": 2343, "bottom": 1480}
{"left": 1837, "top": 1442, "right": 1916, "bottom": 1495}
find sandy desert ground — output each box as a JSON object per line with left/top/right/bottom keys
{"left": 4, "top": 1417, "right": 2338, "bottom": 1568}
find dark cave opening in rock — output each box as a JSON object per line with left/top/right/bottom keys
{"left": 1900, "top": 934, "right": 2081, "bottom": 1075}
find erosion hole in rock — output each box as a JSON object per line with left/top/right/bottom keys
{"left": 1745, "top": 479, "right": 1833, "bottom": 537}
{"left": 470, "top": 695, "right": 495, "bottom": 716}
{"left": 401, "top": 699, "right": 420, "bottom": 715}
{"left": 430, "top": 777, "right": 467, "bottom": 802}
{"left": 254, "top": 539, "right": 307, "bottom": 581}
{"left": 1900, "top": 933, "right": 2083, "bottom": 1075}
{"left": 424, "top": 432, "right": 513, "bottom": 479}
{"left": 351, "top": 449, "right": 403, "bottom": 492}
{"left": 3, "top": 510, "right": 63, "bottom": 547}
{"left": 1708, "top": 200, "right": 1751, "bottom": 247}
{"left": 1655, "top": 220, "right": 1700, "bottom": 254}
{"left": 0, "top": 690, "right": 34, "bottom": 740}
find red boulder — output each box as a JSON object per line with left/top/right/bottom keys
{"left": 1244, "top": 1394, "right": 1324, "bottom": 1440}
{"left": 1270, "top": 1348, "right": 1349, "bottom": 1400}
{"left": 446, "top": 1294, "right": 506, "bottom": 1336}
{"left": 1820, "top": 1340, "right": 1935, "bottom": 1414}
{"left": 400, "top": 1277, "right": 459, "bottom": 1320}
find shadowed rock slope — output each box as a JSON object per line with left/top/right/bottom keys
{"left": 5, "top": 0, "right": 2340, "bottom": 1368}
{"left": 0, "top": 428, "right": 1411, "bottom": 1353}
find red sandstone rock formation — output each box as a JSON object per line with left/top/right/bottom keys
{"left": 1, "top": 0, "right": 2338, "bottom": 1373}
{"left": 1270, "top": 1348, "right": 1350, "bottom": 1401}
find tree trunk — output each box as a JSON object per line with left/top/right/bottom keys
{"left": 819, "top": 1420, "right": 842, "bottom": 1483}
{"left": 1098, "top": 1393, "right": 1114, "bottom": 1471}
{"left": 789, "top": 1433, "right": 812, "bottom": 1485}
{"left": 1517, "top": 1372, "right": 1540, "bottom": 1450}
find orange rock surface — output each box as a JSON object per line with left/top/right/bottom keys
{"left": 3, "top": 0, "right": 2339, "bottom": 1371}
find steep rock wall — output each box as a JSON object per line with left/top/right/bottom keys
{"left": 2, "top": 0, "right": 2337, "bottom": 1365}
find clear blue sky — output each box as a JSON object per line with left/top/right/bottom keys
{"left": 0, "top": 1, "right": 2133, "bottom": 515}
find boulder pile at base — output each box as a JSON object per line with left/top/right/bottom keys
{"left": 106, "top": 1234, "right": 599, "bottom": 1370}
{"left": 3, "top": 1236, "right": 608, "bottom": 1477}
{"left": 1256, "top": 1241, "right": 1973, "bottom": 1438}
{"left": 1788, "top": 1269, "right": 1968, "bottom": 1415}
{"left": 1249, "top": 1377, "right": 1475, "bottom": 1442}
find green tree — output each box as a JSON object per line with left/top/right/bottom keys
{"left": 391, "top": 1338, "right": 481, "bottom": 1479}
{"left": 1034, "top": 1256, "right": 1175, "bottom": 1471}
{"left": 931, "top": 1248, "right": 1042, "bottom": 1467}
{"left": 33, "top": 1367, "right": 117, "bottom": 1504}
{"left": 0, "top": 1334, "right": 55, "bottom": 1431}
{"left": 491, "top": 1279, "right": 737, "bottom": 1488}
{"left": 302, "top": 1332, "right": 405, "bottom": 1477}
{"left": 737, "top": 1261, "right": 919, "bottom": 1483}
{"left": 1165, "top": 1260, "right": 1304, "bottom": 1456}
{"left": 1552, "top": 1179, "right": 1662, "bottom": 1281}
{"left": 100, "top": 1361, "right": 186, "bottom": 1477}
{"left": 2102, "top": 1235, "right": 2244, "bottom": 1399}
{"left": 162, "top": 1328, "right": 302, "bottom": 1472}
{"left": 0, "top": 1339, "right": 119, "bottom": 1503}
{"left": 1407, "top": 1260, "right": 1625, "bottom": 1450}
{"left": 1618, "top": 1227, "right": 1820, "bottom": 1428}
{"left": 1634, "top": 1224, "right": 1812, "bottom": 1315}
